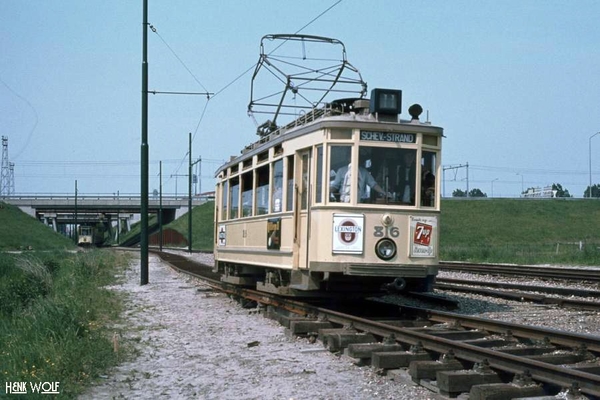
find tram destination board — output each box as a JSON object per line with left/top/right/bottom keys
{"left": 360, "top": 130, "right": 416, "bottom": 143}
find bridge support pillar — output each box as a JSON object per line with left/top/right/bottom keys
{"left": 122, "top": 215, "right": 131, "bottom": 233}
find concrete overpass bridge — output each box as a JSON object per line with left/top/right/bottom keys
{"left": 1, "top": 194, "right": 212, "bottom": 236}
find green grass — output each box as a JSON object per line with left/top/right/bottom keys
{"left": 0, "top": 202, "right": 75, "bottom": 251}
{"left": 440, "top": 198, "right": 600, "bottom": 264}
{"left": 0, "top": 250, "right": 130, "bottom": 398}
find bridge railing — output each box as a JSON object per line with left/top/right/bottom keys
{"left": 1, "top": 194, "right": 213, "bottom": 202}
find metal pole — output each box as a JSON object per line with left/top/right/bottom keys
{"left": 589, "top": 132, "right": 600, "bottom": 198}
{"left": 140, "top": 0, "right": 149, "bottom": 285}
{"left": 491, "top": 178, "right": 498, "bottom": 198}
{"left": 159, "top": 161, "right": 163, "bottom": 251}
{"left": 74, "top": 180, "right": 78, "bottom": 244}
{"left": 466, "top": 162, "right": 469, "bottom": 197}
{"left": 442, "top": 168, "right": 445, "bottom": 198}
{"left": 198, "top": 156, "right": 202, "bottom": 196}
{"left": 117, "top": 190, "right": 120, "bottom": 243}
{"left": 188, "top": 132, "right": 193, "bottom": 253}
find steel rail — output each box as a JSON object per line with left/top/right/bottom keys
{"left": 440, "top": 262, "right": 600, "bottom": 282}
{"left": 319, "top": 307, "right": 600, "bottom": 397}
{"left": 434, "top": 282, "right": 600, "bottom": 311}
{"left": 155, "top": 251, "right": 600, "bottom": 396}
{"left": 436, "top": 277, "right": 600, "bottom": 298}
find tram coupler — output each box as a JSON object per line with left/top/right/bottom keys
{"left": 384, "top": 277, "right": 407, "bottom": 293}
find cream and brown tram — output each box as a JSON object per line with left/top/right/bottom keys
{"left": 214, "top": 89, "right": 442, "bottom": 295}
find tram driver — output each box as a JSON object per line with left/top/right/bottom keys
{"left": 330, "top": 147, "right": 389, "bottom": 203}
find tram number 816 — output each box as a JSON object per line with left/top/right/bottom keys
{"left": 373, "top": 226, "right": 400, "bottom": 238}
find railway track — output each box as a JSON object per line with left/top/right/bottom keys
{"left": 435, "top": 277, "right": 600, "bottom": 311}
{"left": 439, "top": 261, "right": 600, "bottom": 282}
{"left": 152, "top": 250, "right": 600, "bottom": 398}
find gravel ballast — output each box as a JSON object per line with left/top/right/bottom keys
{"left": 81, "top": 252, "right": 600, "bottom": 399}
{"left": 82, "top": 254, "right": 441, "bottom": 399}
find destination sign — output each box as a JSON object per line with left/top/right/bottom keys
{"left": 360, "top": 130, "right": 416, "bottom": 143}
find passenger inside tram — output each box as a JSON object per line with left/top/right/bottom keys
{"left": 421, "top": 151, "right": 436, "bottom": 207}
{"left": 328, "top": 145, "right": 439, "bottom": 206}
{"left": 358, "top": 146, "right": 417, "bottom": 205}
{"left": 329, "top": 146, "right": 388, "bottom": 203}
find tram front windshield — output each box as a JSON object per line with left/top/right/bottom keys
{"left": 329, "top": 145, "right": 434, "bottom": 206}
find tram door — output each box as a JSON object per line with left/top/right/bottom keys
{"left": 293, "top": 149, "right": 311, "bottom": 269}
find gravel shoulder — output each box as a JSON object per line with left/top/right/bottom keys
{"left": 81, "top": 253, "right": 441, "bottom": 400}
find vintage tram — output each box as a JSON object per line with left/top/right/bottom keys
{"left": 213, "top": 87, "right": 443, "bottom": 296}
{"left": 77, "top": 223, "right": 106, "bottom": 247}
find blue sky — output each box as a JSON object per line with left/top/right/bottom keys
{"left": 1, "top": 1, "right": 600, "bottom": 197}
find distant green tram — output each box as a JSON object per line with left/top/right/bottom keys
{"left": 77, "top": 225, "right": 104, "bottom": 247}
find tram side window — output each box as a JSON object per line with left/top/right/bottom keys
{"left": 256, "top": 165, "right": 269, "bottom": 215}
{"left": 421, "top": 151, "right": 436, "bottom": 207}
{"left": 221, "top": 181, "right": 228, "bottom": 220}
{"left": 229, "top": 177, "right": 239, "bottom": 219}
{"left": 358, "top": 146, "right": 416, "bottom": 205}
{"left": 286, "top": 156, "right": 294, "bottom": 211}
{"left": 315, "top": 146, "right": 323, "bottom": 203}
{"left": 301, "top": 153, "right": 309, "bottom": 210}
{"left": 328, "top": 145, "right": 352, "bottom": 202}
{"left": 271, "top": 159, "right": 283, "bottom": 213}
{"left": 241, "top": 172, "right": 253, "bottom": 217}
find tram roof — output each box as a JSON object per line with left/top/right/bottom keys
{"left": 215, "top": 101, "right": 443, "bottom": 177}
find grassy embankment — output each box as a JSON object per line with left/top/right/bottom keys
{"left": 117, "top": 202, "right": 214, "bottom": 251}
{"left": 164, "top": 201, "right": 215, "bottom": 251}
{"left": 159, "top": 199, "right": 600, "bottom": 265}
{"left": 0, "top": 202, "right": 130, "bottom": 398}
{"left": 440, "top": 198, "right": 600, "bottom": 265}
{"left": 0, "top": 202, "right": 75, "bottom": 251}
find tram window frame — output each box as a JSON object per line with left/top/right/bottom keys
{"left": 229, "top": 176, "right": 240, "bottom": 219}
{"left": 241, "top": 171, "right": 253, "bottom": 217}
{"left": 329, "top": 145, "right": 419, "bottom": 205}
{"left": 315, "top": 145, "right": 323, "bottom": 203}
{"left": 221, "top": 180, "right": 229, "bottom": 220}
{"left": 300, "top": 152, "right": 310, "bottom": 210}
{"left": 257, "top": 150, "right": 269, "bottom": 164}
{"left": 360, "top": 147, "right": 417, "bottom": 205}
{"left": 271, "top": 159, "right": 284, "bottom": 213}
{"left": 286, "top": 156, "right": 294, "bottom": 212}
{"left": 274, "top": 144, "right": 283, "bottom": 156}
{"left": 421, "top": 151, "right": 437, "bottom": 207}
{"left": 328, "top": 145, "right": 352, "bottom": 203}
{"left": 329, "top": 128, "right": 353, "bottom": 140}
{"left": 256, "top": 165, "right": 269, "bottom": 215}
{"left": 423, "top": 135, "right": 438, "bottom": 146}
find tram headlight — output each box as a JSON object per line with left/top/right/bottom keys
{"left": 381, "top": 213, "right": 393, "bottom": 227}
{"left": 375, "top": 238, "right": 396, "bottom": 260}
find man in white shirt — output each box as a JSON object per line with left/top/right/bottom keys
{"left": 330, "top": 163, "right": 388, "bottom": 203}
